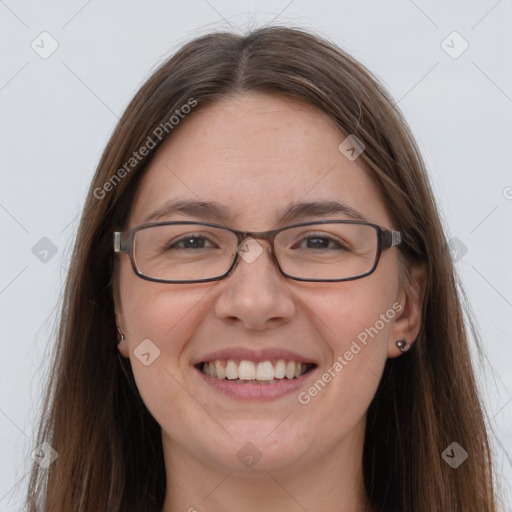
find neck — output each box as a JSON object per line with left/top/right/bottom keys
{"left": 160, "top": 421, "right": 372, "bottom": 512}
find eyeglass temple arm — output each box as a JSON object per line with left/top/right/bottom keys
{"left": 113, "top": 232, "right": 130, "bottom": 253}
{"left": 381, "top": 229, "right": 402, "bottom": 249}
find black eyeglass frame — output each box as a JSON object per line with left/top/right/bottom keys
{"left": 113, "top": 220, "right": 402, "bottom": 284}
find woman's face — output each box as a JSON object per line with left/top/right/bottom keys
{"left": 116, "top": 92, "right": 421, "bottom": 476}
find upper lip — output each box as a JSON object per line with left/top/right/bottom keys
{"left": 192, "top": 347, "right": 318, "bottom": 366}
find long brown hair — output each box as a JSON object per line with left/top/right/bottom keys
{"left": 25, "top": 26, "right": 498, "bottom": 511}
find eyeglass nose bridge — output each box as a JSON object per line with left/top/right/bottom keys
{"left": 228, "top": 228, "right": 285, "bottom": 277}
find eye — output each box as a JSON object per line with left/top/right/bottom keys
{"left": 167, "top": 235, "right": 217, "bottom": 250}
{"left": 295, "top": 234, "right": 349, "bottom": 250}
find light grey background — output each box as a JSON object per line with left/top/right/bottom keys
{"left": 1, "top": 1, "right": 511, "bottom": 510}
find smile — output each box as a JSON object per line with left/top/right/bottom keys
{"left": 199, "top": 359, "right": 315, "bottom": 383}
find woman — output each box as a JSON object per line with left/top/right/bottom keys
{"left": 26, "top": 26, "right": 498, "bottom": 511}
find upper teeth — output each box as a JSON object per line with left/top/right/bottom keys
{"left": 201, "top": 360, "right": 310, "bottom": 380}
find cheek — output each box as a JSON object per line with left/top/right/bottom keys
{"left": 119, "top": 258, "right": 210, "bottom": 345}
{"left": 306, "top": 267, "right": 399, "bottom": 357}
{"left": 295, "top": 266, "right": 399, "bottom": 415}
{"left": 118, "top": 263, "right": 216, "bottom": 424}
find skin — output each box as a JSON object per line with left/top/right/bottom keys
{"left": 115, "top": 92, "right": 426, "bottom": 512}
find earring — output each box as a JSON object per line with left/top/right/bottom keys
{"left": 117, "top": 326, "right": 125, "bottom": 343}
{"left": 396, "top": 339, "right": 410, "bottom": 353}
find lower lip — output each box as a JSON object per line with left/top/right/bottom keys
{"left": 195, "top": 366, "right": 317, "bottom": 400}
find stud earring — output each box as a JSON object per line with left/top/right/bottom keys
{"left": 396, "top": 339, "right": 410, "bottom": 353}
{"left": 117, "top": 326, "right": 125, "bottom": 343}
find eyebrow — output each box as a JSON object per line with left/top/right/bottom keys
{"left": 141, "top": 198, "right": 368, "bottom": 225}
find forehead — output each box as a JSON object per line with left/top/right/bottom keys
{"left": 128, "top": 92, "right": 392, "bottom": 229}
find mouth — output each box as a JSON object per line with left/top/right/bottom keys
{"left": 192, "top": 347, "right": 319, "bottom": 400}
{"left": 195, "top": 359, "right": 317, "bottom": 384}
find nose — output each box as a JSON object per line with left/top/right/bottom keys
{"left": 213, "top": 238, "right": 296, "bottom": 330}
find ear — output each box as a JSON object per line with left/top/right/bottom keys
{"left": 115, "top": 310, "right": 130, "bottom": 358}
{"left": 113, "top": 268, "right": 130, "bottom": 359}
{"left": 387, "top": 262, "right": 427, "bottom": 358}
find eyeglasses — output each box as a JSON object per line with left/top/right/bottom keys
{"left": 113, "top": 220, "right": 402, "bottom": 283}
